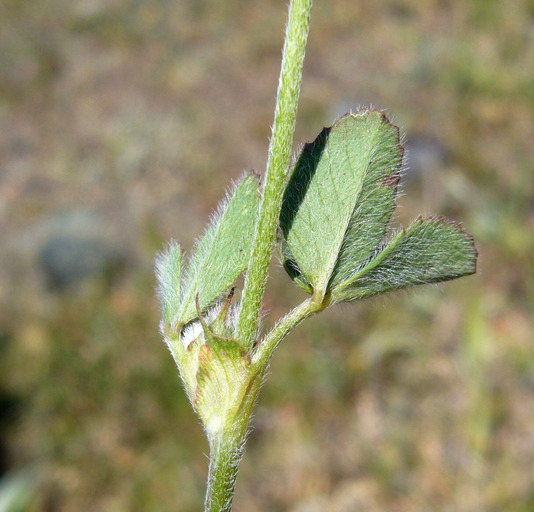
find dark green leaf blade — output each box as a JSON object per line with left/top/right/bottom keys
{"left": 280, "top": 110, "right": 403, "bottom": 299}
{"left": 177, "top": 172, "right": 260, "bottom": 327}
{"left": 330, "top": 216, "right": 477, "bottom": 303}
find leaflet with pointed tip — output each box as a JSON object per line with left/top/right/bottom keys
{"left": 176, "top": 172, "right": 260, "bottom": 328}
{"left": 155, "top": 242, "right": 183, "bottom": 326}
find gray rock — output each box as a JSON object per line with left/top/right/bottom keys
{"left": 37, "top": 211, "right": 127, "bottom": 291}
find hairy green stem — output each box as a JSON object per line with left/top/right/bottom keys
{"left": 237, "top": 0, "right": 313, "bottom": 349}
{"left": 204, "top": 2, "right": 313, "bottom": 510}
{"left": 252, "top": 297, "right": 324, "bottom": 370}
{"left": 203, "top": 296, "right": 320, "bottom": 512}
{"left": 204, "top": 432, "right": 247, "bottom": 512}
{"left": 203, "top": 369, "right": 264, "bottom": 512}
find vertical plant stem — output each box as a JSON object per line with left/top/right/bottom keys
{"left": 237, "top": 0, "right": 313, "bottom": 349}
{"left": 204, "top": 2, "right": 312, "bottom": 509}
{"left": 204, "top": 432, "right": 247, "bottom": 512}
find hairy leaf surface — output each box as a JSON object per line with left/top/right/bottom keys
{"left": 156, "top": 242, "right": 182, "bottom": 326}
{"left": 280, "top": 110, "right": 403, "bottom": 298}
{"left": 177, "top": 172, "right": 260, "bottom": 327}
{"left": 331, "top": 217, "right": 477, "bottom": 302}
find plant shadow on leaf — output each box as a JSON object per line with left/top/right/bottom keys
{"left": 280, "top": 127, "right": 330, "bottom": 234}
{"left": 279, "top": 127, "right": 329, "bottom": 294}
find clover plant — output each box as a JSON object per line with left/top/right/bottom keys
{"left": 155, "top": 1, "right": 477, "bottom": 510}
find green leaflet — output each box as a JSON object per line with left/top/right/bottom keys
{"left": 156, "top": 242, "right": 182, "bottom": 327}
{"left": 280, "top": 110, "right": 403, "bottom": 299}
{"left": 178, "top": 172, "right": 260, "bottom": 327}
{"left": 156, "top": 172, "right": 260, "bottom": 330}
{"left": 330, "top": 217, "right": 478, "bottom": 302}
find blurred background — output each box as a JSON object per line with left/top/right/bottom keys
{"left": 1, "top": 0, "right": 533, "bottom": 510}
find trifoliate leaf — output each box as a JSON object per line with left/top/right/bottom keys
{"left": 330, "top": 217, "right": 478, "bottom": 303}
{"left": 280, "top": 110, "right": 403, "bottom": 299}
{"left": 177, "top": 172, "right": 260, "bottom": 327}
